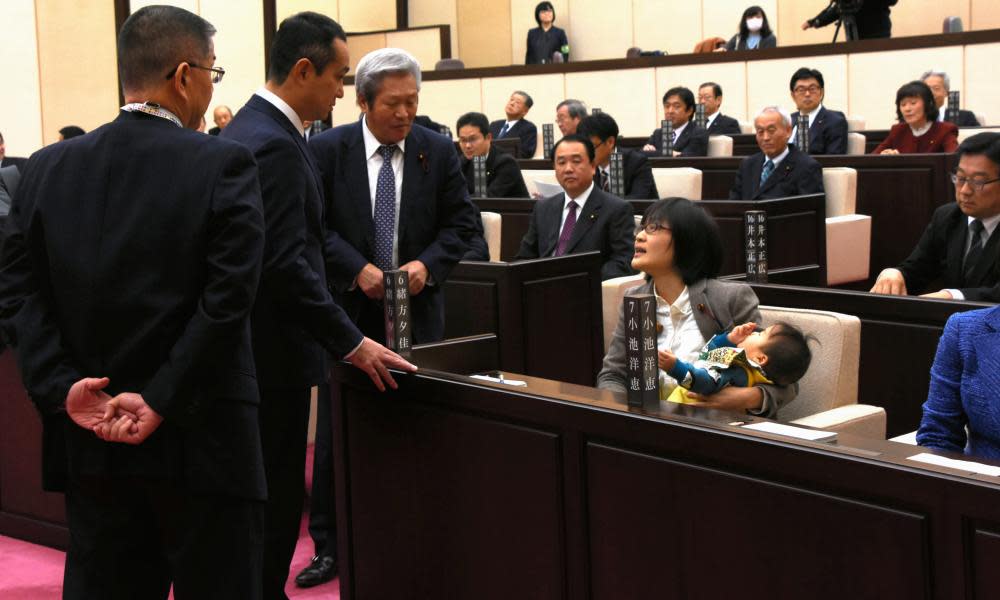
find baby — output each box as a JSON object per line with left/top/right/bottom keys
{"left": 659, "top": 322, "right": 812, "bottom": 403}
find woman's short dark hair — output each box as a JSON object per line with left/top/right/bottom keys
{"left": 895, "top": 80, "right": 939, "bottom": 123}
{"left": 640, "top": 198, "right": 722, "bottom": 284}
{"left": 738, "top": 5, "right": 773, "bottom": 40}
{"left": 534, "top": 1, "right": 555, "bottom": 26}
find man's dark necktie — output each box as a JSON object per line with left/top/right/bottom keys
{"left": 759, "top": 159, "right": 775, "bottom": 186}
{"left": 374, "top": 145, "right": 397, "bottom": 271}
{"left": 601, "top": 170, "right": 610, "bottom": 192}
{"left": 555, "top": 200, "right": 578, "bottom": 256}
{"left": 498, "top": 122, "right": 510, "bottom": 138}
{"left": 963, "top": 219, "right": 986, "bottom": 285}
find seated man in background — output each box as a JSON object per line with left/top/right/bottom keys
{"left": 921, "top": 69, "right": 982, "bottom": 127}
{"left": 730, "top": 106, "right": 824, "bottom": 200}
{"left": 577, "top": 112, "right": 658, "bottom": 199}
{"left": 490, "top": 90, "right": 537, "bottom": 158}
{"left": 788, "top": 67, "right": 847, "bottom": 155}
{"left": 0, "top": 131, "right": 26, "bottom": 170}
{"left": 870, "top": 132, "right": 1000, "bottom": 302}
{"left": 698, "top": 82, "right": 742, "bottom": 135}
{"left": 457, "top": 112, "right": 529, "bottom": 198}
{"left": 643, "top": 87, "right": 709, "bottom": 157}
{"left": 556, "top": 99, "right": 587, "bottom": 136}
{"left": 208, "top": 104, "right": 232, "bottom": 135}
{"left": 516, "top": 134, "right": 635, "bottom": 280}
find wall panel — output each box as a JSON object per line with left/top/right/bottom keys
{"left": 746, "top": 55, "right": 848, "bottom": 124}
{"left": 201, "top": 0, "right": 266, "bottom": 128}
{"left": 386, "top": 29, "right": 443, "bottom": 72}
{"left": 0, "top": 0, "right": 43, "bottom": 157}
{"left": 565, "top": 70, "right": 656, "bottom": 138}
{"left": 963, "top": 42, "right": 1000, "bottom": 126}
{"left": 510, "top": 0, "right": 569, "bottom": 66}
{"left": 332, "top": 84, "right": 360, "bottom": 127}
{"left": 566, "top": 0, "right": 632, "bottom": 62}
{"left": 458, "top": 0, "right": 512, "bottom": 69}
{"left": 276, "top": 0, "right": 339, "bottom": 23}
{"left": 339, "top": 0, "right": 395, "bottom": 32}
{"left": 131, "top": 0, "right": 199, "bottom": 13}
{"left": 410, "top": 0, "right": 458, "bottom": 64}
{"left": 777, "top": 0, "right": 834, "bottom": 48}
{"left": 632, "top": 0, "right": 701, "bottom": 56}
{"left": 419, "top": 78, "right": 484, "bottom": 136}
{"left": 892, "top": 0, "right": 967, "bottom": 39}
{"left": 347, "top": 33, "right": 389, "bottom": 73}
{"left": 971, "top": 0, "right": 1000, "bottom": 30}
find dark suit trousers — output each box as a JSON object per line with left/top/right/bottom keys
{"left": 259, "top": 386, "right": 312, "bottom": 600}
{"left": 307, "top": 380, "right": 337, "bottom": 558}
{"left": 64, "top": 475, "right": 264, "bottom": 600}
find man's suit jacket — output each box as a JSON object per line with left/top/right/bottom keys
{"left": 707, "top": 113, "right": 743, "bottom": 136}
{"left": 0, "top": 111, "right": 266, "bottom": 499}
{"left": 0, "top": 165, "right": 19, "bottom": 216}
{"left": 0, "top": 156, "right": 27, "bottom": 170}
{"left": 489, "top": 118, "right": 537, "bottom": 158}
{"left": 222, "top": 94, "right": 363, "bottom": 390}
{"left": 208, "top": 126, "right": 221, "bottom": 136}
{"left": 791, "top": 106, "right": 848, "bottom": 155}
{"left": 729, "top": 145, "right": 825, "bottom": 200}
{"left": 897, "top": 202, "right": 1000, "bottom": 301}
{"left": 594, "top": 149, "right": 659, "bottom": 199}
{"left": 311, "top": 120, "right": 478, "bottom": 343}
{"left": 945, "top": 109, "right": 981, "bottom": 127}
{"left": 645, "top": 123, "right": 709, "bottom": 157}
{"left": 461, "top": 145, "right": 529, "bottom": 198}
{"left": 515, "top": 186, "right": 635, "bottom": 280}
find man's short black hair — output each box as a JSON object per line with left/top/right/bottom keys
{"left": 456, "top": 112, "right": 490, "bottom": 137}
{"left": 895, "top": 80, "right": 939, "bottom": 123}
{"left": 534, "top": 1, "right": 555, "bottom": 26}
{"left": 59, "top": 126, "right": 86, "bottom": 140}
{"left": 699, "top": 82, "right": 723, "bottom": 98}
{"left": 513, "top": 90, "right": 534, "bottom": 109}
{"left": 577, "top": 113, "right": 619, "bottom": 143}
{"left": 268, "top": 12, "right": 347, "bottom": 85}
{"left": 552, "top": 134, "right": 595, "bottom": 163}
{"left": 640, "top": 198, "right": 723, "bottom": 284}
{"left": 789, "top": 67, "right": 825, "bottom": 92}
{"left": 761, "top": 322, "right": 814, "bottom": 385}
{"left": 957, "top": 132, "right": 1000, "bottom": 169}
{"left": 663, "top": 87, "right": 696, "bottom": 120}
{"left": 118, "top": 5, "right": 216, "bottom": 92}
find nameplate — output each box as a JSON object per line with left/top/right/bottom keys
{"left": 543, "top": 123, "right": 555, "bottom": 160}
{"left": 946, "top": 90, "right": 960, "bottom": 124}
{"left": 472, "top": 155, "right": 487, "bottom": 198}
{"left": 795, "top": 113, "right": 809, "bottom": 152}
{"left": 609, "top": 150, "right": 625, "bottom": 197}
{"left": 660, "top": 120, "right": 674, "bottom": 156}
{"left": 623, "top": 294, "right": 659, "bottom": 407}
{"left": 744, "top": 210, "right": 768, "bottom": 283}
{"left": 694, "top": 104, "right": 706, "bottom": 129}
{"left": 382, "top": 270, "right": 412, "bottom": 356}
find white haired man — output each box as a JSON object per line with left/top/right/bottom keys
{"left": 730, "top": 106, "right": 824, "bottom": 200}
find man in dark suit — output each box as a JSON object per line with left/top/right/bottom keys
{"left": 922, "top": 70, "right": 982, "bottom": 127}
{"left": 788, "top": 67, "right": 848, "bottom": 155}
{"left": 516, "top": 134, "right": 635, "bottom": 280}
{"left": 207, "top": 104, "right": 232, "bottom": 135}
{"left": 489, "top": 90, "right": 537, "bottom": 158}
{"left": 0, "top": 7, "right": 267, "bottom": 598}
{"left": 643, "top": 87, "right": 709, "bottom": 157}
{"left": 311, "top": 47, "right": 477, "bottom": 345}
{"left": 556, "top": 98, "right": 587, "bottom": 136}
{"left": 0, "top": 131, "right": 27, "bottom": 170}
{"left": 698, "top": 82, "right": 742, "bottom": 135}
{"left": 577, "top": 112, "right": 658, "bottom": 200}
{"left": 730, "top": 107, "right": 825, "bottom": 200}
{"left": 458, "top": 111, "right": 529, "bottom": 199}
{"left": 871, "top": 133, "right": 1000, "bottom": 302}
{"left": 0, "top": 165, "right": 18, "bottom": 218}
{"left": 222, "top": 14, "right": 414, "bottom": 599}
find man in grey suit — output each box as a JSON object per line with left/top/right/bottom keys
{"left": 516, "top": 134, "right": 635, "bottom": 280}
{"left": 0, "top": 166, "right": 19, "bottom": 217}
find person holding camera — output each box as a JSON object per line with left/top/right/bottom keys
{"left": 802, "top": 0, "right": 897, "bottom": 41}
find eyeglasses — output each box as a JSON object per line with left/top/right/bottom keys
{"left": 793, "top": 85, "right": 821, "bottom": 95}
{"left": 635, "top": 222, "right": 671, "bottom": 236}
{"left": 458, "top": 135, "right": 484, "bottom": 145}
{"left": 951, "top": 173, "right": 1000, "bottom": 192}
{"left": 165, "top": 62, "right": 225, "bottom": 84}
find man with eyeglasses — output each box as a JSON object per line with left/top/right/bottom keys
{"left": 871, "top": 132, "right": 1000, "bottom": 302}
{"left": 0, "top": 6, "right": 268, "bottom": 598}
{"left": 698, "top": 82, "right": 742, "bottom": 136}
{"left": 788, "top": 67, "right": 848, "bottom": 155}
{"left": 456, "top": 111, "right": 529, "bottom": 199}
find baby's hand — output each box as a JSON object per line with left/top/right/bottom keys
{"left": 657, "top": 349, "right": 676, "bottom": 370}
{"left": 728, "top": 322, "right": 757, "bottom": 344}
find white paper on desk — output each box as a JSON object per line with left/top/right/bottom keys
{"left": 469, "top": 374, "right": 527, "bottom": 387}
{"left": 907, "top": 452, "right": 1000, "bottom": 476}
{"left": 533, "top": 181, "right": 564, "bottom": 197}
{"left": 742, "top": 421, "right": 838, "bottom": 442}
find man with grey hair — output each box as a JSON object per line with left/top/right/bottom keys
{"left": 730, "top": 106, "right": 824, "bottom": 200}
{"left": 311, "top": 47, "right": 477, "bottom": 345}
{"left": 490, "top": 90, "right": 537, "bottom": 158}
{"left": 556, "top": 98, "right": 587, "bottom": 135}
{"left": 921, "top": 69, "right": 981, "bottom": 126}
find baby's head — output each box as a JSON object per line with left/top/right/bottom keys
{"left": 738, "top": 322, "right": 812, "bottom": 385}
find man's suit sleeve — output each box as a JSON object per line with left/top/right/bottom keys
{"left": 520, "top": 122, "right": 537, "bottom": 159}
{"left": 487, "top": 155, "right": 530, "bottom": 198}
{"left": 415, "top": 143, "right": 479, "bottom": 285}
{"left": 800, "top": 157, "right": 825, "bottom": 195}
{"left": 601, "top": 199, "right": 637, "bottom": 280}
{"left": 625, "top": 152, "right": 657, "bottom": 200}
{"left": 141, "top": 144, "right": 266, "bottom": 422}
{"left": 516, "top": 199, "right": 543, "bottom": 260}
{"left": 679, "top": 129, "right": 708, "bottom": 157}
{"left": 896, "top": 207, "right": 948, "bottom": 295}
{"left": 826, "top": 112, "right": 848, "bottom": 154}
{"left": 462, "top": 204, "right": 491, "bottom": 261}
{"left": 253, "top": 139, "right": 363, "bottom": 357}
{"left": 729, "top": 160, "right": 747, "bottom": 200}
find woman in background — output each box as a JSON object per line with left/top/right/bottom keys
{"left": 873, "top": 80, "right": 958, "bottom": 154}
{"left": 525, "top": 1, "right": 569, "bottom": 64}
{"left": 725, "top": 6, "right": 777, "bottom": 51}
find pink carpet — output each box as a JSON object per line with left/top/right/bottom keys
{"left": 0, "top": 444, "right": 340, "bottom": 599}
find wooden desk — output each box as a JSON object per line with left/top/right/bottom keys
{"left": 331, "top": 359, "right": 1000, "bottom": 599}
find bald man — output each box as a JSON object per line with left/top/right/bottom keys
{"left": 208, "top": 104, "right": 233, "bottom": 135}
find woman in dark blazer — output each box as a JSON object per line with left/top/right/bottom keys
{"left": 725, "top": 6, "right": 777, "bottom": 51}
{"left": 596, "top": 198, "right": 796, "bottom": 418}
{"left": 917, "top": 305, "right": 1000, "bottom": 460}
{"left": 874, "top": 81, "right": 959, "bottom": 154}
{"left": 525, "top": 1, "right": 569, "bottom": 64}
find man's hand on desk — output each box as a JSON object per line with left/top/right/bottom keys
{"left": 869, "top": 268, "right": 908, "bottom": 295}
{"left": 348, "top": 337, "right": 418, "bottom": 392}
{"left": 399, "top": 260, "right": 429, "bottom": 295}
{"left": 683, "top": 386, "right": 764, "bottom": 412}
{"left": 357, "top": 263, "right": 385, "bottom": 299}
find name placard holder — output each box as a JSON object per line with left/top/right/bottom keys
{"left": 472, "top": 155, "right": 487, "bottom": 198}
{"left": 543, "top": 123, "right": 555, "bottom": 160}
{"left": 744, "top": 210, "right": 768, "bottom": 283}
{"left": 383, "top": 270, "right": 412, "bottom": 357}
{"left": 694, "top": 103, "right": 707, "bottom": 129}
{"left": 796, "top": 113, "right": 810, "bottom": 152}
{"left": 624, "top": 294, "right": 659, "bottom": 408}
{"left": 592, "top": 107, "right": 602, "bottom": 115}
{"left": 660, "top": 120, "right": 674, "bottom": 157}
{"left": 946, "top": 90, "right": 960, "bottom": 124}
{"left": 609, "top": 149, "right": 625, "bottom": 198}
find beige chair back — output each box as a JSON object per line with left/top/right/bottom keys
{"left": 846, "top": 116, "right": 865, "bottom": 132}
{"left": 822, "top": 167, "right": 857, "bottom": 217}
{"left": 976, "top": 112, "right": 988, "bottom": 126}
{"left": 480, "top": 211, "right": 502, "bottom": 262}
{"left": 739, "top": 120, "right": 753, "bottom": 134}
{"left": 759, "top": 306, "right": 860, "bottom": 423}
{"left": 707, "top": 135, "right": 733, "bottom": 157}
{"left": 651, "top": 167, "right": 702, "bottom": 200}
{"left": 847, "top": 132, "right": 866, "bottom": 155}
{"left": 601, "top": 274, "right": 645, "bottom": 353}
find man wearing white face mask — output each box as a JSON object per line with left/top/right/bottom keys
{"left": 725, "top": 6, "right": 777, "bottom": 51}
